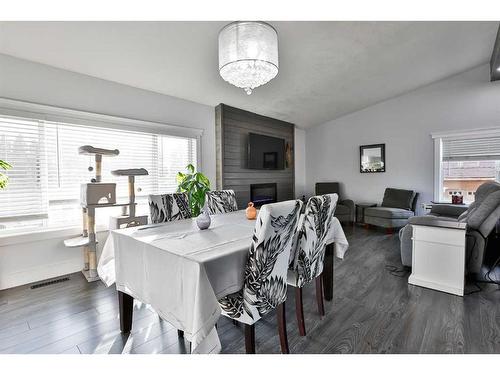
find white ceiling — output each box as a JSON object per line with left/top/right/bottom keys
{"left": 0, "top": 21, "right": 497, "bottom": 128}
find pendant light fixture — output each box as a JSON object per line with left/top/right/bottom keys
{"left": 218, "top": 21, "right": 279, "bottom": 95}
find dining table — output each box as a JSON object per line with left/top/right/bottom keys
{"left": 97, "top": 209, "right": 349, "bottom": 354}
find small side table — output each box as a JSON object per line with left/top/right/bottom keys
{"left": 422, "top": 201, "right": 469, "bottom": 212}
{"left": 409, "top": 221, "right": 467, "bottom": 296}
{"left": 355, "top": 203, "right": 377, "bottom": 224}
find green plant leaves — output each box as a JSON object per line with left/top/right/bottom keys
{"left": 0, "top": 159, "right": 11, "bottom": 190}
{"left": 176, "top": 164, "right": 211, "bottom": 217}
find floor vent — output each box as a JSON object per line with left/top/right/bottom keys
{"left": 30, "top": 276, "right": 70, "bottom": 290}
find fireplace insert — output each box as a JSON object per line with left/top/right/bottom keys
{"left": 250, "top": 183, "right": 277, "bottom": 207}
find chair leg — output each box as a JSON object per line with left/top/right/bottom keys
{"left": 315, "top": 276, "right": 325, "bottom": 317}
{"left": 323, "top": 243, "right": 334, "bottom": 301}
{"left": 277, "top": 302, "right": 290, "bottom": 354}
{"left": 177, "top": 330, "right": 184, "bottom": 338}
{"left": 118, "top": 291, "right": 134, "bottom": 333}
{"left": 244, "top": 324, "right": 256, "bottom": 354}
{"left": 294, "top": 287, "right": 306, "bottom": 336}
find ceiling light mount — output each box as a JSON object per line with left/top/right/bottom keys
{"left": 218, "top": 21, "right": 279, "bottom": 95}
{"left": 490, "top": 24, "right": 500, "bottom": 81}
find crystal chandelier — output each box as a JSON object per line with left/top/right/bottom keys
{"left": 218, "top": 21, "right": 279, "bottom": 95}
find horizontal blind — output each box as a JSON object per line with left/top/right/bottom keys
{"left": 0, "top": 114, "right": 197, "bottom": 229}
{"left": 0, "top": 117, "right": 48, "bottom": 219}
{"left": 45, "top": 122, "right": 197, "bottom": 200}
{"left": 442, "top": 136, "right": 500, "bottom": 161}
{"left": 45, "top": 123, "right": 160, "bottom": 201}
{"left": 159, "top": 135, "right": 197, "bottom": 192}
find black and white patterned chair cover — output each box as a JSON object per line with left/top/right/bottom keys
{"left": 218, "top": 199, "right": 303, "bottom": 325}
{"left": 148, "top": 193, "right": 192, "bottom": 223}
{"left": 288, "top": 193, "right": 338, "bottom": 288}
{"left": 205, "top": 189, "right": 238, "bottom": 215}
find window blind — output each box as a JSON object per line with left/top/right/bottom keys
{"left": 0, "top": 115, "right": 197, "bottom": 229}
{"left": 0, "top": 117, "right": 48, "bottom": 219}
{"left": 44, "top": 123, "right": 161, "bottom": 201}
{"left": 442, "top": 136, "right": 500, "bottom": 161}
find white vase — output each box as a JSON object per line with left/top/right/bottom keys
{"left": 196, "top": 210, "right": 211, "bottom": 230}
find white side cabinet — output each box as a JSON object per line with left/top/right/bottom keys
{"left": 408, "top": 223, "right": 466, "bottom": 296}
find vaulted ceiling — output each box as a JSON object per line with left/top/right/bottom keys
{"left": 0, "top": 21, "right": 497, "bottom": 128}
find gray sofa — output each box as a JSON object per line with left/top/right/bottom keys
{"left": 399, "top": 181, "right": 500, "bottom": 274}
{"left": 364, "top": 188, "right": 418, "bottom": 229}
{"left": 315, "top": 182, "right": 355, "bottom": 224}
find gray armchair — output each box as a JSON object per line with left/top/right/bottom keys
{"left": 364, "top": 188, "right": 419, "bottom": 230}
{"left": 315, "top": 182, "right": 354, "bottom": 224}
{"left": 399, "top": 181, "right": 500, "bottom": 274}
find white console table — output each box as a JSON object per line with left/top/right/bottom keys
{"left": 408, "top": 220, "right": 467, "bottom": 296}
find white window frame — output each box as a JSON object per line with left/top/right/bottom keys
{"left": 431, "top": 127, "right": 500, "bottom": 202}
{"left": 0, "top": 97, "right": 204, "bottom": 244}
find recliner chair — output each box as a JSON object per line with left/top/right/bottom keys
{"left": 315, "top": 182, "right": 354, "bottom": 224}
{"left": 399, "top": 181, "right": 500, "bottom": 274}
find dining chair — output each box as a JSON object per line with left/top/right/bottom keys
{"left": 148, "top": 193, "right": 192, "bottom": 223}
{"left": 218, "top": 199, "right": 303, "bottom": 354}
{"left": 205, "top": 189, "right": 238, "bottom": 215}
{"left": 288, "top": 193, "right": 338, "bottom": 336}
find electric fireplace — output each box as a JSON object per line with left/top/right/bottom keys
{"left": 250, "top": 183, "right": 277, "bottom": 207}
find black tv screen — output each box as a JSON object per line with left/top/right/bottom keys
{"left": 247, "top": 133, "right": 285, "bottom": 170}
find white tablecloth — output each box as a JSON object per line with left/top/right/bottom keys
{"left": 97, "top": 210, "right": 349, "bottom": 354}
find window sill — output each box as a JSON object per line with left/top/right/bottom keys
{"left": 0, "top": 225, "right": 110, "bottom": 247}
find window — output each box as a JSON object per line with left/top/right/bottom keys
{"left": 0, "top": 115, "right": 198, "bottom": 233}
{"left": 433, "top": 130, "right": 500, "bottom": 204}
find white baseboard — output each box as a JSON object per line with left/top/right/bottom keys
{"left": 0, "top": 258, "right": 82, "bottom": 290}
{"left": 408, "top": 275, "right": 464, "bottom": 296}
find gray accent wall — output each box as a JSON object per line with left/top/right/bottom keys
{"left": 215, "top": 104, "right": 295, "bottom": 209}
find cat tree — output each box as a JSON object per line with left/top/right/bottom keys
{"left": 109, "top": 168, "right": 149, "bottom": 229}
{"left": 64, "top": 145, "right": 149, "bottom": 282}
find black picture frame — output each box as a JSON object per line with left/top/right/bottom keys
{"left": 360, "top": 144, "right": 386, "bottom": 173}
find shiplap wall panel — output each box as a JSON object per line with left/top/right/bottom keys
{"left": 215, "top": 104, "right": 295, "bottom": 208}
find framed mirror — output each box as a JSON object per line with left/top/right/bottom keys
{"left": 360, "top": 144, "right": 386, "bottom": 173}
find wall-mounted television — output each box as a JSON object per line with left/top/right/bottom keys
{"left": 247, "top": 133, "right": 285, "bottom": 170}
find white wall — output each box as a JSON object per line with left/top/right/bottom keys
{"left": 0, "top": 53, "right": 216, "bottom": 289}
{"left": 306, "top": 64, "right": 500, "bottom": 213}
{"left": 294, "top": 127, "right": 307, "bottom": 198}
{"left": 0, "top": 229, "right": 108, "bottom": 290}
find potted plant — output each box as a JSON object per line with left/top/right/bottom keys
{"left": 176, "top": 164, "right": 211, "bottom": 223}
{"left": 0, "top": 159, "right": 11, "bottom": 190}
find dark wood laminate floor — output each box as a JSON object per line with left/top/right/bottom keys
{"left": 1, "top": 226, "right": 499, "bottom": 354}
